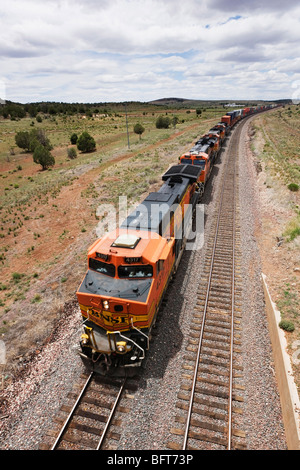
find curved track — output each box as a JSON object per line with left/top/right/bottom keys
{"left": 168, "top": 119, "right": 249, "bottom": 450}
{"left": 44, "top": 114, "right": 263, "bottom": 451}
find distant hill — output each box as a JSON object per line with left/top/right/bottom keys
{"left": 148, "top": 97, "right": 293, "bottom": 107}
{"left": 0, "top": 97, "right": 293, "bottom": 120}
{"left": 148, "top": 97, "right": 188, "bottom": 105}
{"left": 148, "top": 97, "right": 210, "bottom": 107}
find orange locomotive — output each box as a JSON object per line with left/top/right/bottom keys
{"left": 76, "top": 104, "right": 279, "bottom": 376}
{"left": 179, "top": 152, "right": 211, "bottom": 199}
{"left": 208, "top": 124, "right": 226, "bottom": 144}
{"left": 179, "top": 131, "right": 222, "bottom": 198}
{"left": 76, "top": 164, "right": 202, "bottom": 375}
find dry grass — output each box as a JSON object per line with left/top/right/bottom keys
{"left": 251, "top": 104, "right": 300, "bottom": 389}
{"left": 0, "top": 103, "right": 226, "bottom": 379}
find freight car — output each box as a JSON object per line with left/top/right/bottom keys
{"left": 76, "top": 103, "right": 279, "bottom": 375}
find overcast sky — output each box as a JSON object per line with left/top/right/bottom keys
{"left": 1, "top": 0, "right": 300, "bottom": 103}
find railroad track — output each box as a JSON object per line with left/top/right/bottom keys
{"left": 168, "top": 120, "right": 248, "bottom": 450}
{"left": 46, "top": 372, "right": 138, "bottom": 450}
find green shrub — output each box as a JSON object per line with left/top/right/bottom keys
{"left": 155, "top": 116, "right": 171, "bottom": 129}
{"left": 283, "top": 216, "right": 300, "bottom": 241}
{"left": 33, "top": 144, "right": 55, "bottom": 170}
{"left": 133, "top": 123, "right": 145, "bottom": 140}
{"left": 77, "top": 131, "right": 96, "bottom": 152}
{"left": 287, "top": 183, "right": 299, "bottom": 192}
{"left": 289, "top": 227, "right": 300, "bottom": 241}
{"left": 31, "top": 294, "right": 42, "bottom": 303}
{"left": 67, "top": 147, "right": 77, "bottom": 159}
{"left": 12, "top": 272, "right": 23, "bottom": 282}
{"left": 15, "top": 131, "right": 31, "bottom": 151}
{"left": 15, "top": 129, "right": 53, "bottom": 153}
{"left": 70, "top": 133, "right": 78, "bottom": 144}
{"left": 279, "top": 320, "right": 295, "bottom": 332}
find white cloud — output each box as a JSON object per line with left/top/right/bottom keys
{"left": 1, "top": 0, "right": 300, "bottom": 102}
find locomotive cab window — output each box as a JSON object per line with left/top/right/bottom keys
{"left": 181, "top": 158, "right": 192, "bottom": 164}
{"left": 89, "top": 258, "right": 116, "bottom": 277}
{"left": 194, "top": 160, "right": 206, "bottom": 169}
{"left": 118, "top": 265, "right": 153, "bottom": 278}
{"left": 157, "top": 259, "right": 164, "bottom": 273}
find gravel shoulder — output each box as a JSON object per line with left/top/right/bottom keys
{"left": 0, "top": 117, "right": 288, "bottom": 450}
{"left": 237, "top": 118, "right": 287, "bottom": 449}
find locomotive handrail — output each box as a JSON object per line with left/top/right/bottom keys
{"left": 115, "top": 320, "right": 148, "bottom": 361}
{"left": 130, "top": 318, "right": 150, "bottom": 349}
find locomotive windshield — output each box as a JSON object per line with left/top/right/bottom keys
{"left": 89, "top": 258, "right": 115, "bottom": 277}
{"left": 118, "top": 265, "right": 153, "bottom": 278}
{"left": 180, "top": 158, "right": 192, "bottom": 164}
{"left": 193, "top": 160, "right": 206, "bottom": 168}
{"left": 79, "top": 269, "right": 152, "bottom": 300}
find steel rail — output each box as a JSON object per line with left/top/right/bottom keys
{"left": 182, "top": 123, "right": 241, "bottom": 451}
{"left": 227, "top": 131, "right": 238, "bottom": 450}
{"left": 51, "top": 371, "right": 126, "bottom": 450}
{"left": 51, "top": 371, "right": 94, "bottom": 450}
{"left": 182, "top": 136, "right": 232, "bottom": 450}
{"left": 96, "top": 377, "right": 126, "bottom": 450}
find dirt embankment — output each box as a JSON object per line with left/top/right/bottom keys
{"left": 246, "top": 114, "right": 300, "bottom": 391}
{"left": 0, "top": 120, "right": 209, "bottom": 379}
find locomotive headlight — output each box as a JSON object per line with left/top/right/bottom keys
{"left": 81, "top": 333, "right": 89, "bottom": 345}
{"left": 116, "top": 341, "right": 127, "bottom": 353}
{"left": 103, "top": 300, "right": 109, "bottom": 310}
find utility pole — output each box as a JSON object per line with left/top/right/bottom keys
{"left": 124, "top": 102, "right": 130, "bottom": 149}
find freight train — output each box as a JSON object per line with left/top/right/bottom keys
{"left": 76, "top": 104, "right": 278, "bottom": 376}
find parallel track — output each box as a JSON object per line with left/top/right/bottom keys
{"left": 46, "top": 116, "right": 256, "bottom": 451}
{"left": 168, "top": 119, "right": 248, "bottom": 450}
{"left": 50, "top": 373, "right": 136, "bottom": 450}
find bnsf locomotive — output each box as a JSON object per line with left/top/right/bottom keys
{"left": 76, "top": 164, "right": 202, "bottom": 375}
{"left": 76, "top": 104, "right": 278, "bottom": 375}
